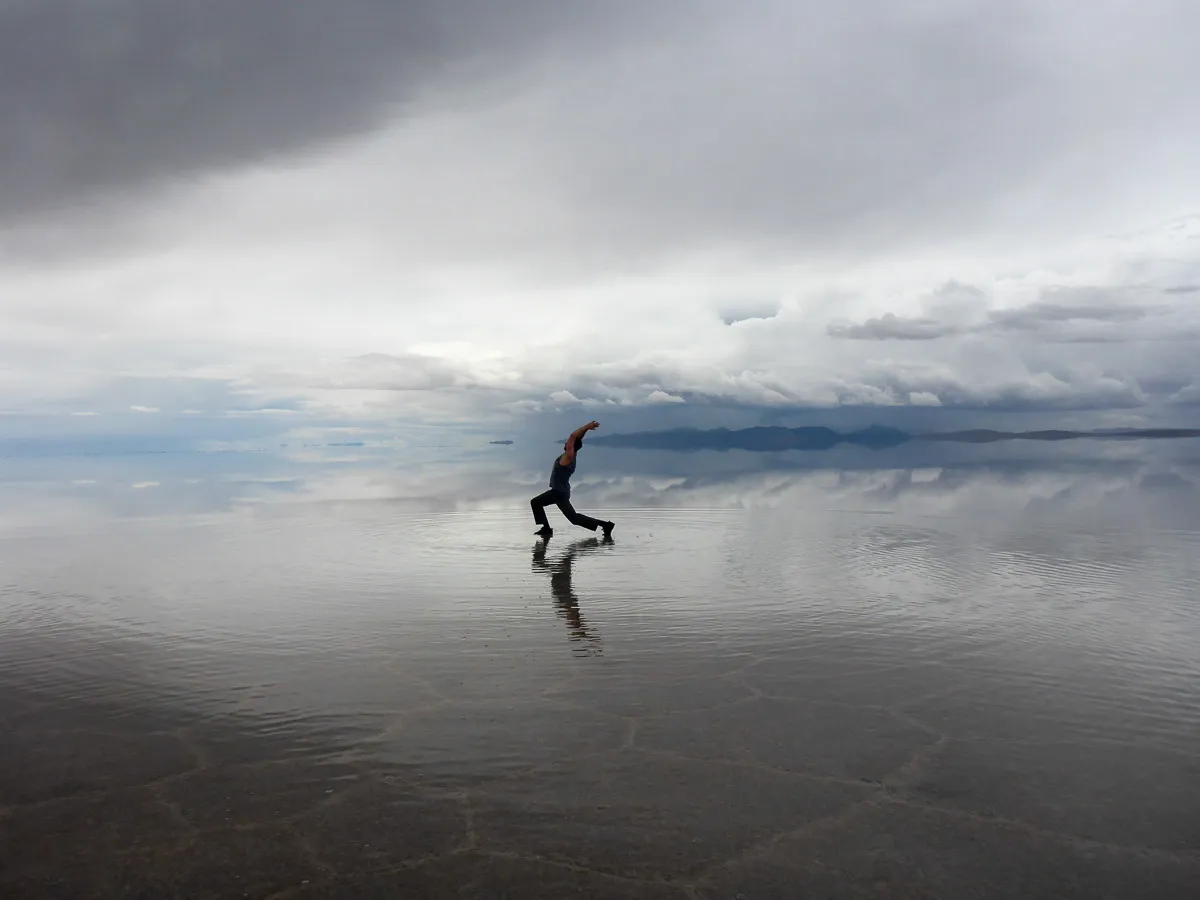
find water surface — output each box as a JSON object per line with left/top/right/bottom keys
{"left": 2, "top": 448, "right": 1198, "bottom": 897}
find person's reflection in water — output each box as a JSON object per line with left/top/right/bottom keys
{"left": 531, "top": 536, "right": 612, "bottom": 655}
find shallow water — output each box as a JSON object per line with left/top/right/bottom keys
{"left": 2, "top": 449, "right": 1199, "bottom": 897}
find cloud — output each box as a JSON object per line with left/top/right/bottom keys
{"left": 827, "top": 281, "right": 991, "bottom": 340}
{"left": 7, "top": 1, "right": 1200, "bottom": 271}
{"left": 830, "top": 284, "right": 1176, "bottom": 344}
{"left": 828, "top": 313, "right": 962, "bottom": 341}
{"left": 2, "top": 2, "right": 1200, "bottom": 438}
{"left": 719, "top": 301, "right": 782, "bottom": 325}
{"left": 1168, "top": 384, "right": 1200, "bottom": 406}
{"left": 0, "top": 0, "right": 671, "bottom": 225}
{"left": 858, "top": 365, "right": 1148, "bottom": 412}
{"left": 988, "top": 293, "right": 1158, "bottom": 331}
{"left": 311, "top": 353, "right": 473, "bottom": 392}
{"left": 909, "top": 392, "right": 943, "bottom": 407}
{"left": 647, "top": 390, "right": 686, "bottom": 404}
{"left": 129, "top": 405, "right": 160, "bottom": 414}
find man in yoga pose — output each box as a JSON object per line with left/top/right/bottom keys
{"left": 531, "top": 420, "right": 614, "bottom": 539}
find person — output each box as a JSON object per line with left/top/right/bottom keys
{"left": 530, "top": 420, "right": 614, "bottom": 539}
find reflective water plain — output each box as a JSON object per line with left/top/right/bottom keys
{"left": 1, "top": 443, "right": 1199, "bottom": 898}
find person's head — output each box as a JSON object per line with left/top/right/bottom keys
{"left": 564, "top": 435, "right": 583, "bottom": 452}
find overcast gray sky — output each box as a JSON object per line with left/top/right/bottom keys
{"left": 3, "top": 0, "right": 1199, "bottom": 444}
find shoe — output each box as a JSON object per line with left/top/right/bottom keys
{"left": 535, "top": 525, "right": 553, "bottom": 538}
{"left": 601, "top": 521, "right": 614, "bottom": 538}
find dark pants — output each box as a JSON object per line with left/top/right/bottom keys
{"left": 530, "top": 489, "right": 604, "bottom": 531}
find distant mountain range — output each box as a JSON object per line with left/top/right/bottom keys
{"left": 922, "top": 428, "right": 1200, "bottom": 443}
{"left": 586, "top": 425, "right": 1200, "bottom": 452}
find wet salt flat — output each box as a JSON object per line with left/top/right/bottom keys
{"left": 1, "top": 450, "right": 1199, "bottom": 898}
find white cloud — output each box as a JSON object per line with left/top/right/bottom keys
{"left": 647, "top": 390, "right": 686, "bottom": 404}
{"left": 129, "top": 405, "right": 160, "bottom": 413}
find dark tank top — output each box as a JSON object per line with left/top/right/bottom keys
{"left": 549, "top": 454, "right": 576, "bottom": 494}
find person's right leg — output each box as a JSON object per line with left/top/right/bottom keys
{"left": 530, "top": 489, "right": 558, "bottom": 535}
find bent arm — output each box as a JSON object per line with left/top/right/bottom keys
{"left": 562, "top": 421, "right": 599, "bottom": 464}
{"left": 570, "top": 421, "right": 598, "bottom": 442}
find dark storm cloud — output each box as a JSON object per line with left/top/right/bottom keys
{"left": 0, "top": 0, "right": 667, "bottom": 221}
{"left": 988, "top": 295, "right": 1157, "bottom": 331}
{"left": 830, "top": 287, "right": 1166, "bottom": 342}
{"left": 827, "top": 313, "right": 962, "bottom": 341}
{"left": 5, "top": 0, "right": 1198, "bottom": 273}
{"left": 1167, "top": 384, "right": 1200, "bottom": 407}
